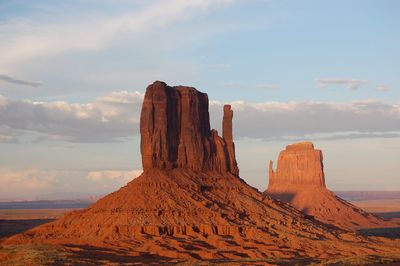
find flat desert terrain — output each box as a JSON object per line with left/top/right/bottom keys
{"left": 350, "top": 199, "right": 400, "bottom": 219}
{"left": 0, "top": 209, "right": 76, "bottom": 240}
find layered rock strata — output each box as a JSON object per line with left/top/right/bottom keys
{"left": 268, "top": 142, "right": 325, "bottom": 189}
{"left": 140, "top": 81, "right": 238, "bottom": 175}
{"left": 266, "top": 142, "right": 399, "bottom": 229}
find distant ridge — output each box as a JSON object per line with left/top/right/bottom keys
{"left": 0, "top": 200, "right": 93, "bottom": 210}
{"left": 335, "top": 191, "right": 400, "bottom": 201}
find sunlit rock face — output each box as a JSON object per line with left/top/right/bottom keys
{"left": 140, "top": 81, "right": 238, "bottom": 175}
{"left": 268, "top": 142, "right": 325, "bottom": 190}
{"left": 266, "top": 142, "right": 398, "bottom": 229}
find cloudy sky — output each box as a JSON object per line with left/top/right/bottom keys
{"left": 0, "top": 0, "right": 399, "bottom": 200}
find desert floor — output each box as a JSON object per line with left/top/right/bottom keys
{"left": 350, "top": 199, "right": 400, "bottom": 219}
{"left": 0, "top": 209, "right": 71, "bottom": 240}
{"left": 1, "top": 201, "right": 400, "bottom": 265}
{"left": 1, "top": 199, "right": 399, "bottom": 238}
{"left": 1, "top": 200, "right": 400, "bottom": 238}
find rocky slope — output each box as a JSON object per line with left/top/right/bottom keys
{"left": 3, "top": 82, "right": 400, "bottom": 262}
{"left": 266, "top": 142, "right": 400, "bottom": 230}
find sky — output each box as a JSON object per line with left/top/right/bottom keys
{"left": 0, "top": 0, "right": 399, "bottom": 200}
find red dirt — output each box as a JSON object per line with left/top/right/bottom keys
{"left": 5, "top": 168, "right": 400, "bottom": 260}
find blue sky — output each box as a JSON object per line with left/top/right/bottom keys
{"left": 0, "top": 0, "right": 399, "bottom": 200}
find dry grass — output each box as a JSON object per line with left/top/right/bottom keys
{"left": 0, "top": 244, "right": 80, "bottom": 266}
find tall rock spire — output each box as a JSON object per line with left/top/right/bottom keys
{"left": 223, "top": 105, "right": 239, "bottom": 176}
{"left": 140, "top": 81, "right": 239, "bottom": 175}
{"left": 269, "top": 160, "right": 275, "bottom": 180}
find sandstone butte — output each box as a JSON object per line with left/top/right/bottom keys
{"left": 266, "top": 142, "right": 400, "bottom": 230}
{"left": 2, "top": 81, "right": 400, "bottom": 263}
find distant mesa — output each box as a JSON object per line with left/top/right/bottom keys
{"left": 3, "top": 81, "right": 400, "bottom": 262}
{"left": 265, "top": 141, "right": 400, "bottom": 229}
{"left": 268, "top": 141, "right": 325, "bottom": 189}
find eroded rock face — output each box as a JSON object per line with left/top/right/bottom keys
{"left": 266, "top": 141, "right": 398, "bottom": 229}
{"left": 140, "top": 81, "right": 238, "bottom": 175}
{"left": 268, "top": 142, "right": 325, "bottom": 190}
{"left": 223, "top": 105, "right": 239, "bottom": 176}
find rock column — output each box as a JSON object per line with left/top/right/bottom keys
{"left": 140, "top": 81, "right": 239, "bottom": 176}
{"left": 223, "top": 105, "right": 239, "bottom": 176}
{"left": 268, "top": 142, "right": 326, "bottom": 190}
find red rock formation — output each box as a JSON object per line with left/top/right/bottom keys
{"left": 266, "top": 141, "right": 399, "bottom": 230}
{"left": 268, "top": 142, "right": 325, "bottom": 190}
{"left": 223, "top": 105, "right": 239, "bottom": 176}
{"left": 4, "top": 82, "right": 400, "bottom": 263}
{"left": 140, "top": 81, "right": 238, "bottom": 176}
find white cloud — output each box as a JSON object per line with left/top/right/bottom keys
{"left": 0, "top": 74, "right": 43, "bottom": 87}
{"left": 0, "top": 0, "right": 234, "bottom": 72}
{"left": 87, "top": 169, "right": 143, "bottom": 184}
{"left": 0, "top": 127, "right": 20, "bottom": 143}
{"left": 0, "top": 168, "right": 143, "bottom": 201}
{"left": 376, "top": 84, "right": 389, "bottom": 92}
{"left": 0, "top": 168, "right": 54, "bottom": 200}
{"left": 210, "top": 99, "right": 400, "bottom": 140}
{"left": 0, "top": 91, "right": 144, "bottom": 142}
{"left": 315, "top": 78, "right": 369, "bottom": 90}
{"left": 0, "top": 95, "right": 8, "bottom": 107}
{"left": 0, "top": 91, "right": 399, "bottom": 143}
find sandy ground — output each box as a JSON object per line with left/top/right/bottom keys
{"left": 0, "top": 208, "right": 76, "bottom": 220}
{"left": 0, "top": 209, "right": 77, "bottom": 240}
{"left": 350, "top": 199, "right": 400, "bottom": 219}
{"left": 350, "top": 199, "right": 400, "bottom": 213}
